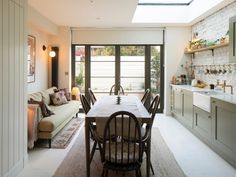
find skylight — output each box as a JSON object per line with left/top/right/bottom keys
{"left": 139, "top": 0, "right": 194, "bottom": 6}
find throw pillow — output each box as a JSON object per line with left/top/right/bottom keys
{"left": 50, "top": 91, "right": 68, "bottom": 106}
{"left": 54, "top": 88, "right": 71, "bottom": 101}
{"left": 28, "top": 99, "right": 54, "bottom": 117}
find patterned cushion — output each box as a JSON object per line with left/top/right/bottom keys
{"left": 40, "top": 87, "right": 57, "bottom": 105}
{"left": 50, "top": 91, "right": 68, "bottom": 106}
{"left": 28, "top": 99, "right": 54, "bottom": 117}
{"left": 55, "top": 88, "right": 71, "bottom": 101}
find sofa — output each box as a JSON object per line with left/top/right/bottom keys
{"left": 28, "top": 87, "right": 80, "bottom": 148}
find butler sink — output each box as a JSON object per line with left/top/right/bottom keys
{"left": 193, "top": 91, "right": 222, "bottom": 112}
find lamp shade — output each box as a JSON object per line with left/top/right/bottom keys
{"left": 71, "top": 87, "right": 80, "bottom": 100}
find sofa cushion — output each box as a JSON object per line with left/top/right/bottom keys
{"left": 50, "top": 91, "right": 68, "bottom": 106}
{"left": 28, "top": 92, "right": 42, "bottom": 102}
{"left": 40, "top": 87, "right": 57, "bottom": 105}
{"left": 38, "top": 100, "right": 80, "bottom": 132}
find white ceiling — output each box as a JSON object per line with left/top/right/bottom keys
{"left": 28, "top": 0, "right": 235, "bottom": 28}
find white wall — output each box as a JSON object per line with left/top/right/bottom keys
{"left": 164, "top": 27, "right": 191, "bottom": 115}
{"left": 0, "top": 0, "right": 27, "bottom": 177}
{"left": 192, "top": 1, "right": 236, "bottom": 94}
{"left": 27, "top": 24, "right": 50, "bottom": 94}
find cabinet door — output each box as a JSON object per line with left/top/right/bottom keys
{"left": 229, "top": 15, "right": 236, "bottom": 63}
{"left": 211, "top": 99, "right": 236, "bottom": 166}
{"left": 193, "top": 106, "right": 211, "bottom": 142}
{"left": 172, "top": 87, "right": 182, "bottom": 117}
{"left": 183, "top": 90, "right": 193, "bottom": 128}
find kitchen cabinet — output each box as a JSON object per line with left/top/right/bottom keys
{"left": 229, "top": 15, "right": 236, "bottom": 63}
{"left": 193, "top": 106, "right": 211, "bottom": 143}
{"left": 211, "top": 98, "right": 236, "bottom": 167}
{"left": 171, "top": 86, "right": 182, "bottom": 116}
{"left": 171, "top": 86, "right": 193, "bottom": 128}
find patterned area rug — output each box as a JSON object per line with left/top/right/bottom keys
{"left": 36, "top": 117, "right": 84, "bottom": 149}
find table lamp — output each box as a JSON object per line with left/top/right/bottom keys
{"left": 71, "top": 87, "right": 80, "bottom": 100}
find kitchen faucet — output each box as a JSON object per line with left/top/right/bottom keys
{"left": 216, "top": 80, "right": 234, "bottom": 95}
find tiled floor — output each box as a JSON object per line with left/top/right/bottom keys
{"left": 17, "top": 114, "right": 236, "bottom": 177}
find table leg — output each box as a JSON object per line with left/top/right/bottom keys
{"left": 146, "top": 135, "right": 151, "bottom": 177}
{"left": 85, "top": 119, "right": 90, "bottom": 177}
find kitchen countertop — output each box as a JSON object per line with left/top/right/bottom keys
{"left": 171, "top": 84, "right": 236, "bottom": 105}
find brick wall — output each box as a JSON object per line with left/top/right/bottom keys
{"left": 191, "top": 1, "right": 236, "bottom": 94}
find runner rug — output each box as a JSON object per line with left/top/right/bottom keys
{"left": 36, "top": 117, "right": 84, "bottom": 149}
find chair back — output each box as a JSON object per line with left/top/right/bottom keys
{"left": 88, "top": 88, "right": 96, "bottom": 105}
{"left": 141, "top": 88, "right": 150, "bottom": 105}
{"left": 109, "top": 84, "right": 125, "bottom": 95}
{"left": 148, "top": 95, "right": 160, "bottom": 122}
{"left": 80, "top": 94, "right": 91, "bottom": 114}
{"left": 101, "top": 111, "right": 143, "bottom": 165}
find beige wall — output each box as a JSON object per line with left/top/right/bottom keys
{"left": 27, "top": 24, "right": 50, "bottom": 93}
{"left": 49, "top": 26, "right": 71, "bottom": 90}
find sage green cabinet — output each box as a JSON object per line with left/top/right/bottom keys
{"left": 171, "top": 86, "right": 193, "bottom": 129}
{"left": 182, "top": 90, "right": 193, "bottom": 128}
{"left": 229, "top": 15, "right": 236, "bottom": 63}
{"left": 193, "top": 106, "right": 211, "bottom": 143}
{"left": 211, "top": 98, "right": 236, "bottom": 167}
{"left": 171, "top": 87, "right": 182, "bottom": 116}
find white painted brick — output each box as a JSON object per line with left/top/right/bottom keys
{"left": 191, "top": 1, "right": 236, "bottom": 93}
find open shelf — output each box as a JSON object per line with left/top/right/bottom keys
{"left": 184, "top": 42, "right": 229, "bottom": 58}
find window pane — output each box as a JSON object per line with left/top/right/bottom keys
{"left": 91, "top": 46, "right": 115, "bottom": 95}
{"left": 121, "top": 60, "right": 144, "bottom": 77}
{"left": 151, "top": 46, "right": 161, "bottom": 94}
{"left": 120, "top": 46, "right": 145, "bottom": 94}
{"left": 91, "top": 77, "right": 115, "bottom": 92}
{"left": 91, "top": 57, "right": 115, "bottom": 77}
{"left": 120, "top": 78, "right": 145, "bottom": 92}
{"left": 75, "top": 46, "right": 85, "bottom": 92}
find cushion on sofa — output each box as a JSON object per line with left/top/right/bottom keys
{"left": 50, "top": 91, "right": 68, "bottom": 106}
{"left": 40, "top": 87, "right": 57, "bottom": 105}
{"left": 28, "top": 92, "right": 43, "bottom": 102}
{"left": 38, "top": 100, "right": 80, "bottom": 132}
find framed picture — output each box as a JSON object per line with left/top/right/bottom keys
{"left": 27, "top": 35, "right": 36, "bottom": 83}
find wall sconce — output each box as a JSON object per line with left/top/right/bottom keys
{"left": 42, "top": 45, "right": 56, "bottom": 57}
{"left": 71, "top": 87, "right": 80, "bottom": 100}
{"left": 49, "top": 51, "right": 56, "bottom": 57}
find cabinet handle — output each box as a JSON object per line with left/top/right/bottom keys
{"left": 208, "top": 115, "right": 211, "bottom": 118}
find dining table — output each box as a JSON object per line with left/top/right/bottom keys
{"left": 85, "top": 95, "right": 152, "bottom": 177}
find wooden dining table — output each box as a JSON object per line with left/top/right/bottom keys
{"left": 85, "top": 95, "right": 152, "bottom": 177}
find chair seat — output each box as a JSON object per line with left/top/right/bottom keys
{"left": 105, "top": 142, "right": 140, "bottom": 163}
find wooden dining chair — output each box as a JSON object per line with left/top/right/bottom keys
{"left": 143, "top": 94, "right": 160, "bottom": 174}
{"left": 100, "top": 111, "right": 144, "bottom": 177}
{"left": 141, "top": 88, "right": 150, "bottom": 105}
{"left": 88, "top": 88, "right": 97, "bottom": 105}
{"left": 80, "top": 94, "right": 100, "bottom": 164}
{"left": 80, "top": 94, "right": 90, "bottom": 114}
{"left": 109, "top": 84, "right": 125, "bottom": 95}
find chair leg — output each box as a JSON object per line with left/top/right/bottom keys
{"left": 48, "top": 139, "right": 51, "bottom": 148}
{"left": 101, "top": 168, "right": 105, "bottom": 177}
{"left": 139, "top": 168, "right": 142, "bottom": 177}
{"left": 104, "top": 169, "right": 108, "bottom": 177}
{"left": 90, "top": 141, "right": 97, "bottom": 164}
{"left": 150, "top": 161, "right": 155, "bottom": 175}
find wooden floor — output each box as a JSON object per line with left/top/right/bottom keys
{"left": 53, "top": 127, "right": 186, "bottom": 177}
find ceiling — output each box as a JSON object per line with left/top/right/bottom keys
{"left": 28, "top": 0, "right": 234, "bottom": 28}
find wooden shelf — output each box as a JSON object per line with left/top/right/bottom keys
{"left": 184, "top": 42, "right": 229, "bottom": 58}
